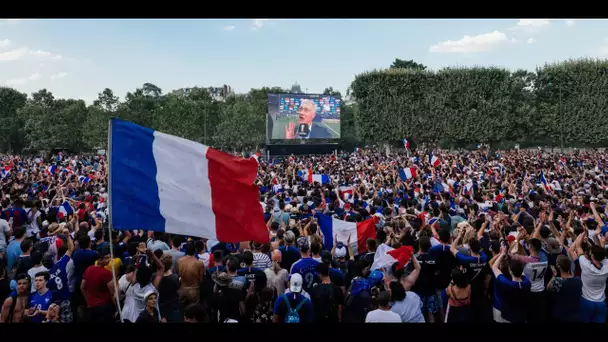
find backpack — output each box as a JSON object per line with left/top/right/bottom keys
{"left": 282, "top": 294, "right": 308, "bottom": 323}
{"left": 344, "top": 277, "right": 369, "bottom": 307}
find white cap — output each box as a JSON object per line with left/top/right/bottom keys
{"left": 289, "top": 273, "right": 303, "bottom": 293}
{"left": 334, "top": 246, "right": 347, "bottom": 258}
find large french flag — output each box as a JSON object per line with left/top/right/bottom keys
{"left": 109, "top": 119, "right": 268, "bottom": 243}
{"left": 316, "top": 214, "right": 378, "bottom": 254}
{"left": 399, "top": 167, "right": 417, "bottom": 181}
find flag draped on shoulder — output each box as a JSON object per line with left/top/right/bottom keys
{"left": 109, "top": 118, "right": 268, "bottom": 243}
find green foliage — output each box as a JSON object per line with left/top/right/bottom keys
{"left": 0, "top": 58, "right": 606, "bottom": 154}
{"left": 351, "top": 58, "right": 608, "bottom": 147}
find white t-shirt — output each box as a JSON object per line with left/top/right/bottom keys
{"left": 365, "top": 309, "right": 402, "bottom": 323}
{"left": 579, "top": 256, "right": 608, "bottom": 302}
{"left": 28, "top": 265, "right": 49, "bottom": 293}
{"left": 264, "top": 268, "right": 289, "bottom": 295}
{"left": 0, "top": 218, "right": 10, "bottom": 249}
{"left": 27, "top": 210, "right": 41, "bottom": 237}
{"left": 390, "top": 291, "right": 425, "bottom": 323}
{"left": 121, "top": 283, "right": 158, "bottom": 322}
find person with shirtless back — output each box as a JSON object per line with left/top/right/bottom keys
{"left": 178, "top": 242, "right": 205, "bottom": 308}
{"left": 0, "top": 273, "right": 31, "bottom": 323}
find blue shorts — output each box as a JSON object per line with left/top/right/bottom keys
{"left": 580, "top": 297, "right": 607, "bottom": 323}
{"left": 421, "top": 294, "right": 438, "bottom": 314}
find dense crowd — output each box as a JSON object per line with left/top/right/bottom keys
{"left": 0, "top": 148, "right": 607, "bottom": 323}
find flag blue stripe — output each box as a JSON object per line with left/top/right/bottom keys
{"left": 398, "top": 168, "right": 407, "bottom": 181}
{"left": 315, "top": 213, "right": 334, "bottom": 250}
{"left": 110, "top": 119, "right": 166, "bottom": 232}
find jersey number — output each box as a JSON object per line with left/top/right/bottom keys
{"left": 304, "top": 272, "right": 315, "bottom": 288}
{"left": 531, "top": 268, "right": 546, "bottom": 281}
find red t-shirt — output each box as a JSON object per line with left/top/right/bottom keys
{"left": 83, "top": 265, "right": 112, "bottom": 308}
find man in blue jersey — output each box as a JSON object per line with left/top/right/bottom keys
{"left": 290, "top": 237, "right": 319, "bottom": 292}
{"left": 11, "top": 199, "right": 28, "bottom": 234}
{"left": 491, "top": 249, "right": 531, "bottom": 323}
{"left": 450, "top": 229, "right": 489, "bottom": 322}
{"left": 48, "top": 230, "right": 74, "bottom": 322}
{"left": 28, "top": 271, "right": 53, "bottom": 323}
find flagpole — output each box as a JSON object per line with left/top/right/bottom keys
{"left": 106, "top": 118, "right": 123, "bottom": 322}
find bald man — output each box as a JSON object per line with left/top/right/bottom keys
{"left": 285, "top": 99, "right": 333, "bottom": 139}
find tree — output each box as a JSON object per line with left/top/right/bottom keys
{"left": 390, "top": 58, "right": 427, "bottom": 70}
{"left": 0, "top": 87, "right": 27, "bottom": 152}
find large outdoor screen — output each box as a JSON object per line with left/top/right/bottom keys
{"left": 267, "top": 93, "right": 341, "bottom": 140}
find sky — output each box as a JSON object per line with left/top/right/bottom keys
{"left": 1, "top": 18, "right": 607, "bottom": 104}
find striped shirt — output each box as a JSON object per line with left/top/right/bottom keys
{"left": 253, "top": 252, "right": 272, "bottom": 269}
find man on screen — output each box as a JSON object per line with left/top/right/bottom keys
{"left": 285, "top": 99, "right": 333, "bottom": 139}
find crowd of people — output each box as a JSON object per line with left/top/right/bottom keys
{"left": 0, "top": 147, "right": 607, "bottom": 323}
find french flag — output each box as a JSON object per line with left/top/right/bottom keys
{"left": 78, "top": 175, "right": 90, "bottom": 183}
{"left": 399, "top": 167, "right": 417, "bottom": 181}
{"left": 429, "top": 151, "right": 440, "bottom": 167}
{"left": 540, "top": 171, "right": 552, "bottom": 194}
{"left": 46, "top": 165, "right": 57, "bottom": 175}
{"left": 402, "top": 138, "right": 410, "bottom": 150}
{"left": 311, "top": 174, "right": 330, "bottom": 184}
{"left": 316, "top": 214, "right": 378, "bottom": 253}
{"left": 58, "top": 201, "right": 73, "bottom": 217}
{"left": 109, "top": 119, "right": 268, "bottom": 243}
{"left": 340, "top": 186, "right": 353, "bottom": 200}
{"left": 371, "top": 243, "right": 415, "bottom": 271}
{"left": 559, "top": 158, "right": 566, "bottom": 168}
{"left": 0, "top": 169, "right": 8, "bottom": 178}
{"left": 354, "top": 147, "right": 360, "bottom": 153}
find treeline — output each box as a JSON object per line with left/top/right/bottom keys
{"left": 352, "top": 58, "right": 608, "bottom": 149}
{"left": 0, "top": 58, "right": 607, "bottom": 153}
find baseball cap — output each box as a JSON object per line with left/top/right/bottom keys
{"left": 334, "top": 245, "right": 347, "bottom": 258}
{"left": 297, "top": 237, "right": 310, "bottom": 252}
{"left": 289, "top": 273, "right": 303, "bottom": 293}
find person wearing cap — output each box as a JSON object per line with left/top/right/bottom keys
{"left": 135, "top": 291, "right": 162, "bottom": 323}
{"left": 279, "top": 230, "right": 301, "bottom": 272}
{"left": 289, "top": 237, "right": 319, "bottom": 293}
{"left": 210, "top": 263, "right": 246, "bottom": 323}
{"left": 272, "top": 273, "right": 313, "bottom": 323}
{"left": 365, "top": 290, "right": 401, "bottom": 323}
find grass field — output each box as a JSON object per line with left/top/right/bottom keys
{"left": 271, "top": 116, "right": 340, "bottom": 139}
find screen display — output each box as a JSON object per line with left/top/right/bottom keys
{"left": 267, "top": 93, "right": 341, "bottom": 140}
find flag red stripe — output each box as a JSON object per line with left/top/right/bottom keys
{"left": 356, "top": 216, "right": 378, "bottom": 254}
{"left": 206, "top": 148, "right": 269, "bottom": 243}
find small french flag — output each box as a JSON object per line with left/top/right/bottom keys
{"left": 311, "top": 174, "right": 330, "bottom": 184}
{"left": 559, "top": 158, "right": 566, "bottom": 168}
{"left": 540, "top": 171, "right": 552, "bottom": 194}
{"left": 46, "top": 165, "right": 57, "bottom": 175}
{"left": 429, "top": 151, "right": 440, "bottom": 168}
{"left": 0, "top": 169, "right": 8, "bottom": 178}
{"left": 399, "top": 167, "right": 417, "bottom": 181}
{"left": 58, "top": 201, "right": 73, "bottom": 217}
{"left": 340, "top": 186, "right": 354, "bottom": 200}
{"left": 402, "top": 138, "right": 410, "bottom": 150}
{"left": 78, "top": 175, "right": 90, "bottom": 183}
{"left": 354, "top": 147, "right": 360, "bottom": 153}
